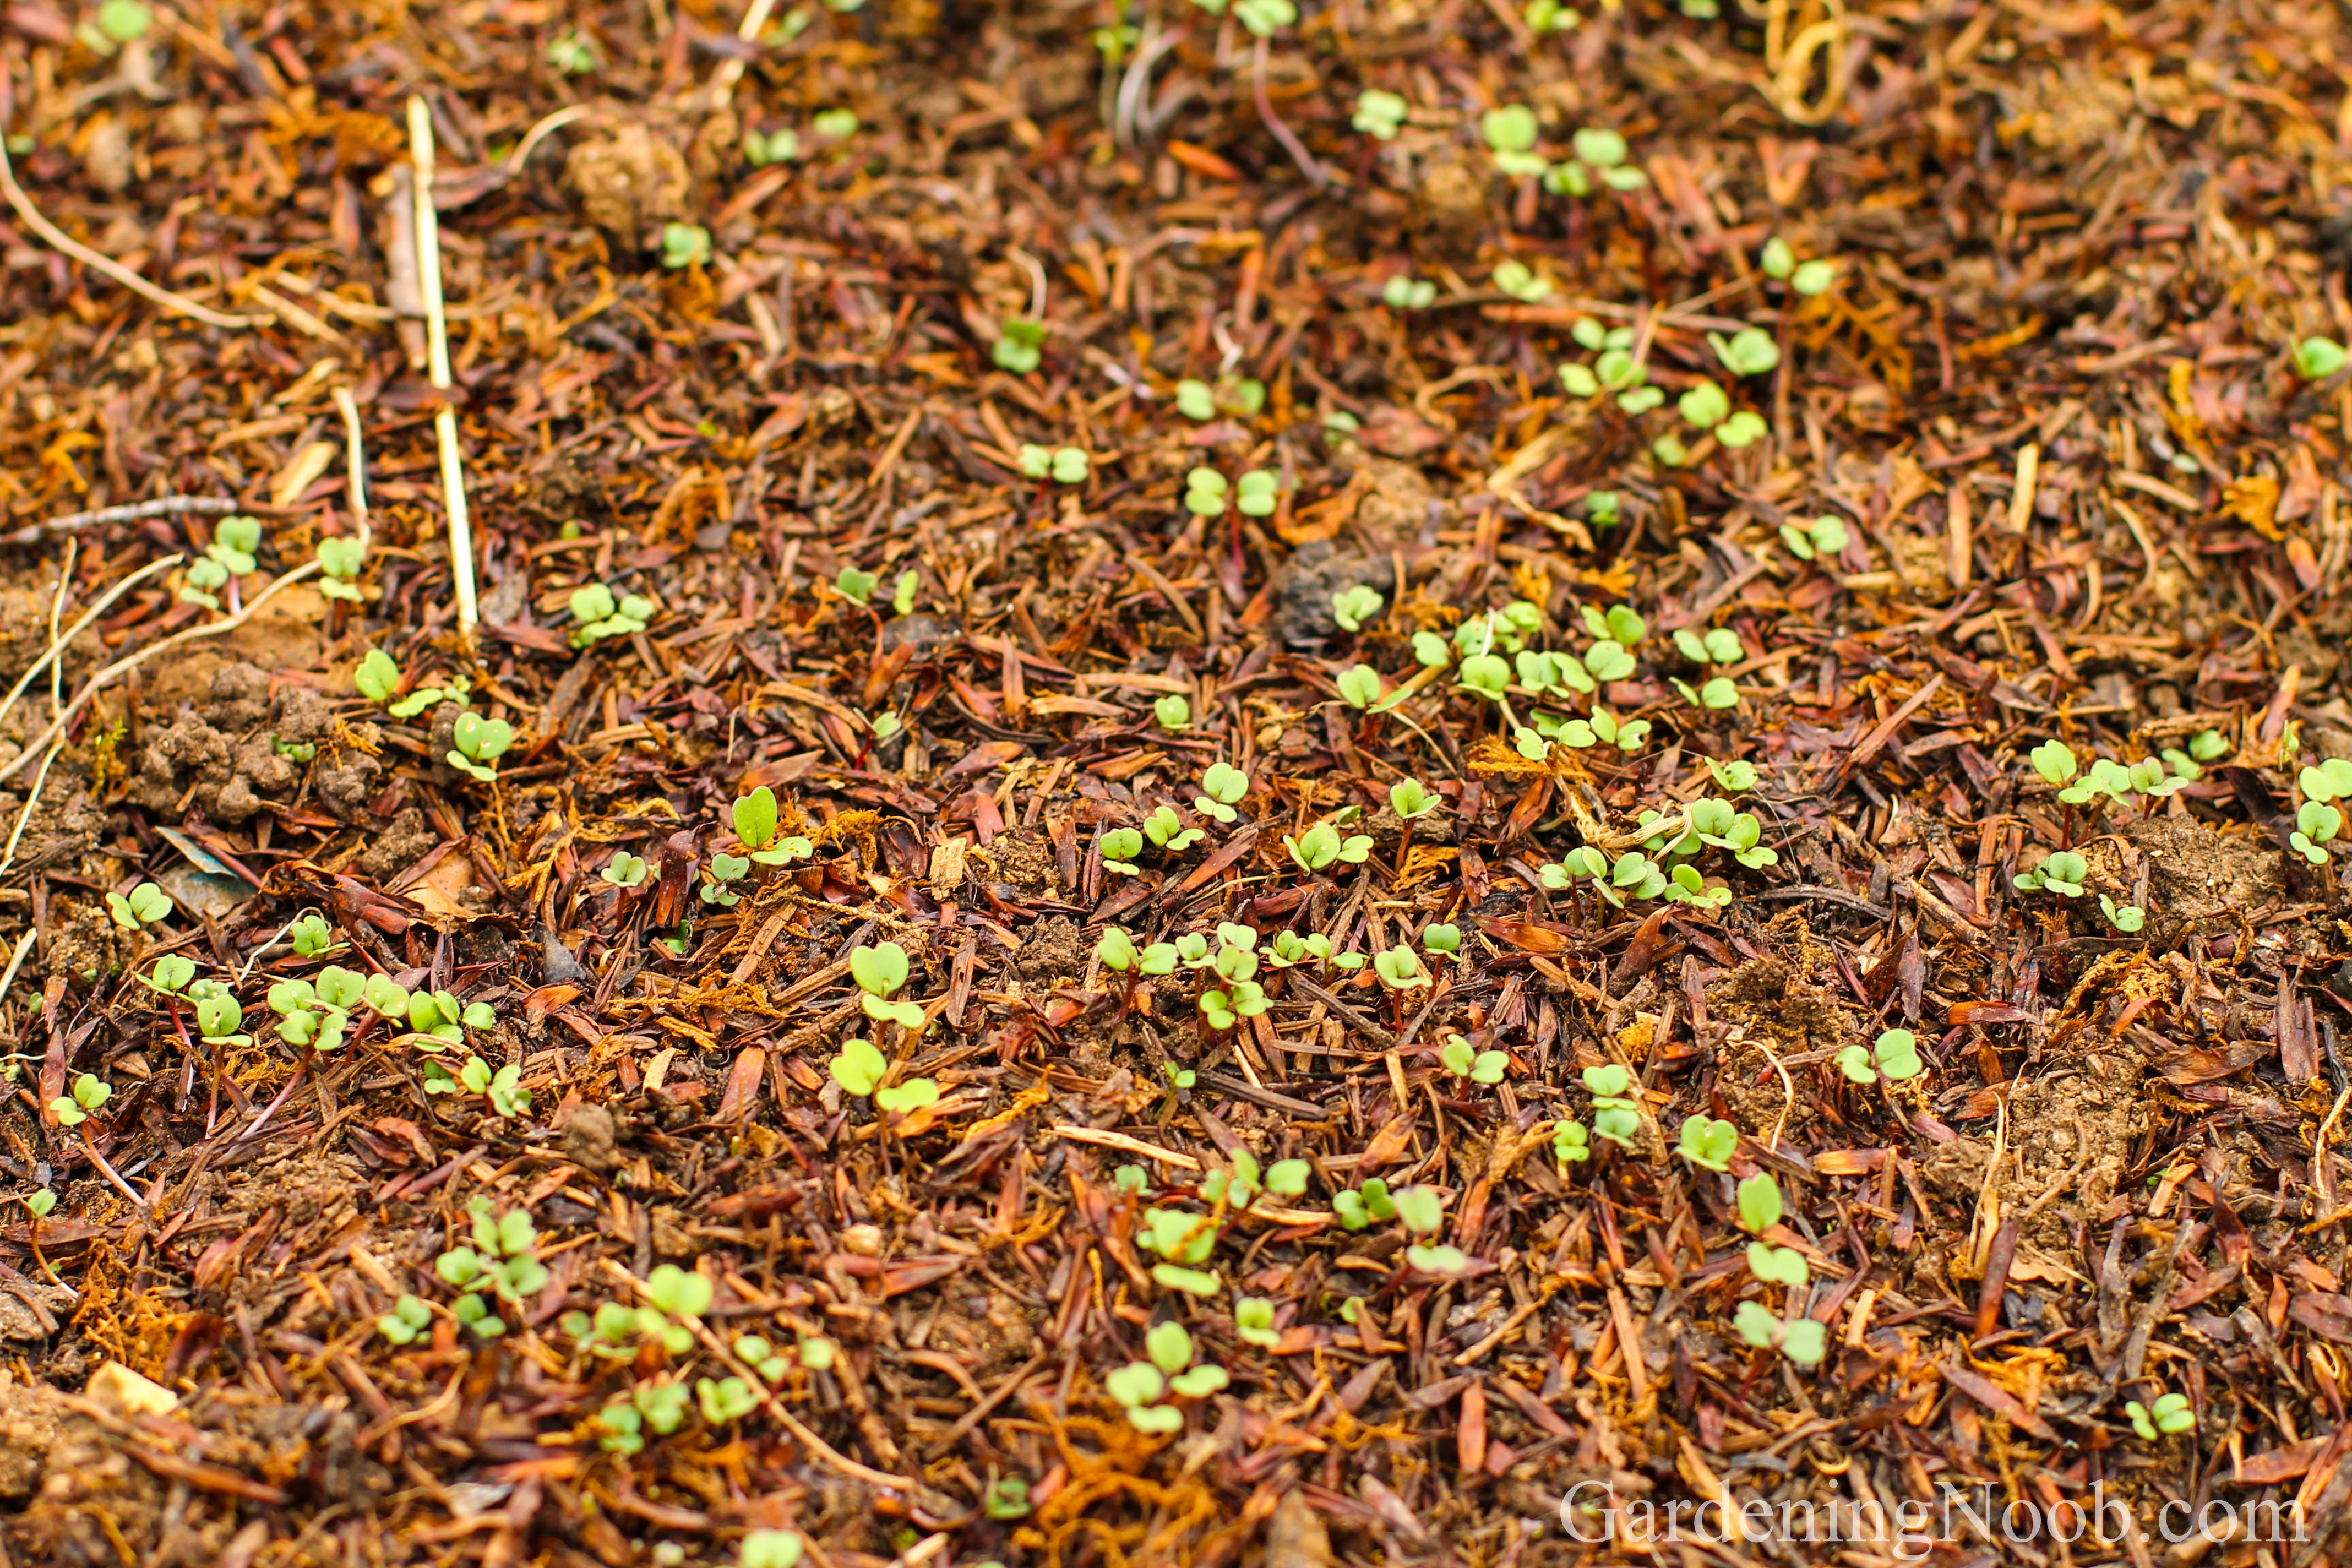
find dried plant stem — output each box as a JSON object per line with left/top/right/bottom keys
{"left": 1, "top": 495, "right": 236, "bottom": 547}
{"left": 0, "top": 138, "right": 258, "bottom": 330}
{"left": 0, "top": 553, "right": 182, "bottom": 737}
{"left": 0, "top": 557, "right": 322, "bottom": 790}
{"left": 334, "top": 385, "right": 373, "bottom": 553}
{"left": 407, "top": 96, "right": 481, "bottom": 641}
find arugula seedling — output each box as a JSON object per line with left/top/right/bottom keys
{"left": 1382, "top": 275, "right": 1436, "bottom": 309}
{"left": 1154, "top": 693, "right": 1191, "bottom": 731}
{"left": 660, "top": 223, "right": 711, "bottom": 269}
{"left": 1479, "top": 105, "right": 1544, "bottom": 177}
{"left": 1733, "top": 1301, "right": 1827, "bottom": 1365}
{"left": 447, "top": 714, "right": 514, "bottom": 782}
{"left": 2294, "top": 337, "right": 2348, "bottom": 380}
{"left": 1331, "top": 585, "right": 1383, "bottom": 631}
{"left": 850, "top": 941, "right": 924, "bottom": 1028}
{"left": 2125, "top": 1391, "right": 2195, "bottom": 1439}
{"left": 105, "top": 880, "right": 171, "bottom": 930}
{"left": 602, "top": 853, "right": 649, "bottom": 887}
{"left": 1440, "top": 1033, "right": 1506, "bottom": 1084}
{"left": 1352, "top": 89, "right": 1407, "bottom": 139}
{"left": 2013, "top": 850, "right": 2087, "bottom": 896}
{"left": 1677, "top": 1115, "right": 1738, "bottom": 1171}
{"left": 569, "top": 584, "right": 654, "bottom": 646}
{"left": 48, "top": 1072, "right": 111, "bottom": 1126}
{"left": 1285, "top": 821, "right": 1372, "bottom": 873}
{"left": 731, "top": 786, "right": 813, "bottom": 867}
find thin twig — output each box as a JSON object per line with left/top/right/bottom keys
{"left": 1, "top": 495, "right": 236, "bottom": 548}
{"left": 408, "top": 96, "right": 480, "bottom": 641}
{"left": 0, "top": 139, "right": 258, "bottom": 330}
{"left": 0, "top": 558, "right": 323, "bottom": 790}
{"left": 1253, "top": 36, "right": 1327, "bottom": 190}
{"left": 0, "top": 553, "right": 181, "bottom": 737}
{"left": 333, "top": 385, "right": 372, "bottom": 553}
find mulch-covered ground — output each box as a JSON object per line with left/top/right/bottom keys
{"left": 1, "top": 0, "right": 2350, "bottom": 1562}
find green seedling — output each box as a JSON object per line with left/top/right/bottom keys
{"left": 2294, "top": 337, "right": 2348, "bottom": 380}
{"left": 1733, "top": 1301, "right": 1827, "bottom": 1365}
{"left": 1100, "top": 829, "right": 1144, "bottom": 874}
{"left": 2013, "top": 850, "right": 2087, "bottom": 896}
{"left": 1236, "top": 470, "right": 1280, "bottom": 518}
{"left": 1581, "top": 1064, "right": 1642, "bottom": 1146}
{"left": 696, "top": 1376, "right": 759, "bottom": 1424}
{"left": 569, "top": 584, "right": 653, "bottom": 646}
{"left": 1422, "top": 923, "right": 1461, "bottom": 957}
{"left": 1491, "top": 259, "right": 1553, "bottom": 303}
{"left": 1747, "top": 1242, "right": 1809, "bottom": 1288}
{"left": 731, "top": 786, "right": 813, "bottom": 866}
{"left": 1412, "top": 631, "right": 1451, "bottom": 667}
{"left": 315, "top": 536, "right": 367, "bottom": 601}
{"left": 455, "top": 1056, "right": 531, "bottom": 1117}
{"left": 2125, "top": 1391, "right": 2195, "bottom": 1440}
{"left": 851, "top": 941, "right": 924, "bottom": 1028}
{"left": 353, "top": 648, "right": 401, "bottom": 704}
{"left": 829, "top": 1038, "right": 888, "bottom": 1095}
{"left": 646, "top": 1262, "right": 713, "bottom": 1320}
{"left": 741, "top": 1531, "right": 806, "bottom": 1568}
{"left": 1331, "top": 1179, "right": 1395, "bottom": 1230}
{"left": 1712, "top": 328, "right": 1781, "bottom": 377}
{"left": 49, "top": 1072, "right": 111, "bottom": 1126}
{"left": 1331, "top": 585, "right": 1383, "bottom": 632}
{"left": 2029, "top": 739, "right": 2079, "bottom": 786}
{"left": 984, "top": 1476, "right": 1033, "bottom": 1521}
{"left": 1480, "top": 105, "right": 1545, "bottom": 177}
{"left": 734, "top": 1333, "right": 794, "bottom": 1383}
{"left": 984, "top": 308, "right": 1049, "bottom": 369}
{"left": 1154, "top": 693, "right": 1191, "bottom": 731}
{"left": 661, "top": 223, "right": 711, "bottom": 269}
{"left": 2296, "top": 801, "right": 2344, "bottom": 864}
{"left": 2100, "top": 895, "right": 2146, "bottom": 932}
{"left": 1737, "top": 1174, "right": 1782, "bottom": 1233}
{"left": 1440, "top": 1033, "right": 1506, "bottom": 1084}
{"left": 811, "top": 108, "right": 858, "bottom": 138}
{"left": 141, "top": 954, "right": 197, "bottom": 994}
{"left": 1779, "top": 514, "right": 1848, "bottom": 562}
{"left": 1182, "top": 469, "right": 1228, "bottom": 518}
{"left": 1174, "top": 379, "right": 1217, "bottom": 421}
{"left": 744, "top": 127, "right": 800, "bottom": 166}
{"left": 1552, "top": 1119, "right": 1590, "bottom": 1163}
{"left": 1382, "top": 275, "right": 1436, "bottom": 309}
{"left": 1373, "top": 945, "right": 1427, "bottom": 989}
{"left": 1390, "top": 779, "right": 1439, "bottom": 819}
{"left": 834, "top": 567, "right": 878, "bottom": 606}
{"left": 1143, "top": 805, "right": 1203, "bottom": 852}
{"left": 1017, "top": 444, "right": 1090, "bottom": 484}
{"left": 1353, "top": 88, "right": 1407, "bottom": 138}
{"left": 106, "top": 880, "right": 171, "bottom": 930}
{"left": 1543, "top": 126, "right": 1645, "bottom": 195}
{"left": 1197, "top": 982, "right": 1266, "bottom": 1031}
{"left": 1336, "top": 664, "right": 1382, "bottom": 708}
{"left": 2304, "top": 758, "right": 2352, "bottom": 803}
{"left": 891, "top": 570, "right": 919, "bottom": 615}
{"left": 545, "top": 28, "right": 597, "bottom": 72}
{"left": 1677, "top": 1115, "right": 1738, "bottom": 1172}
{"left": 377, "top": 1294, "right": 433, "bottom": 1346}
{"left": 1235, "top": 1296, "right": 1280, "bottom": 1348}
{"left": 602, "top": 853, "right": 648, "bottom": 888}
{"left": 447, "top": 714, "right": 514, "bottom": 783}
{"left": 1674, "top": 627, "right": 1744, "bottom": 666}
{"left": 1525, "top": 0, "right": 1578, "bottom": 29}
{"left": 195, "top": 992, "right": 248, "bottom": 1047}
{"left": 287, "top": 913, "right": 339, "bottom": 956}
{"left": 1708, "top": 757, "right": 1759, "bottom": 792}
{"left": 1284, "top": 821, "right": 1372, "bottom": 873}
{"left": 700, "top": 852, "right": 750, "bottom": 907}
{"left": 1664, "top": 863, "right": 1730, "bottom": 908}
{"left": 1836, "top": 1027, "right": 1925, "bottom": 1085}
